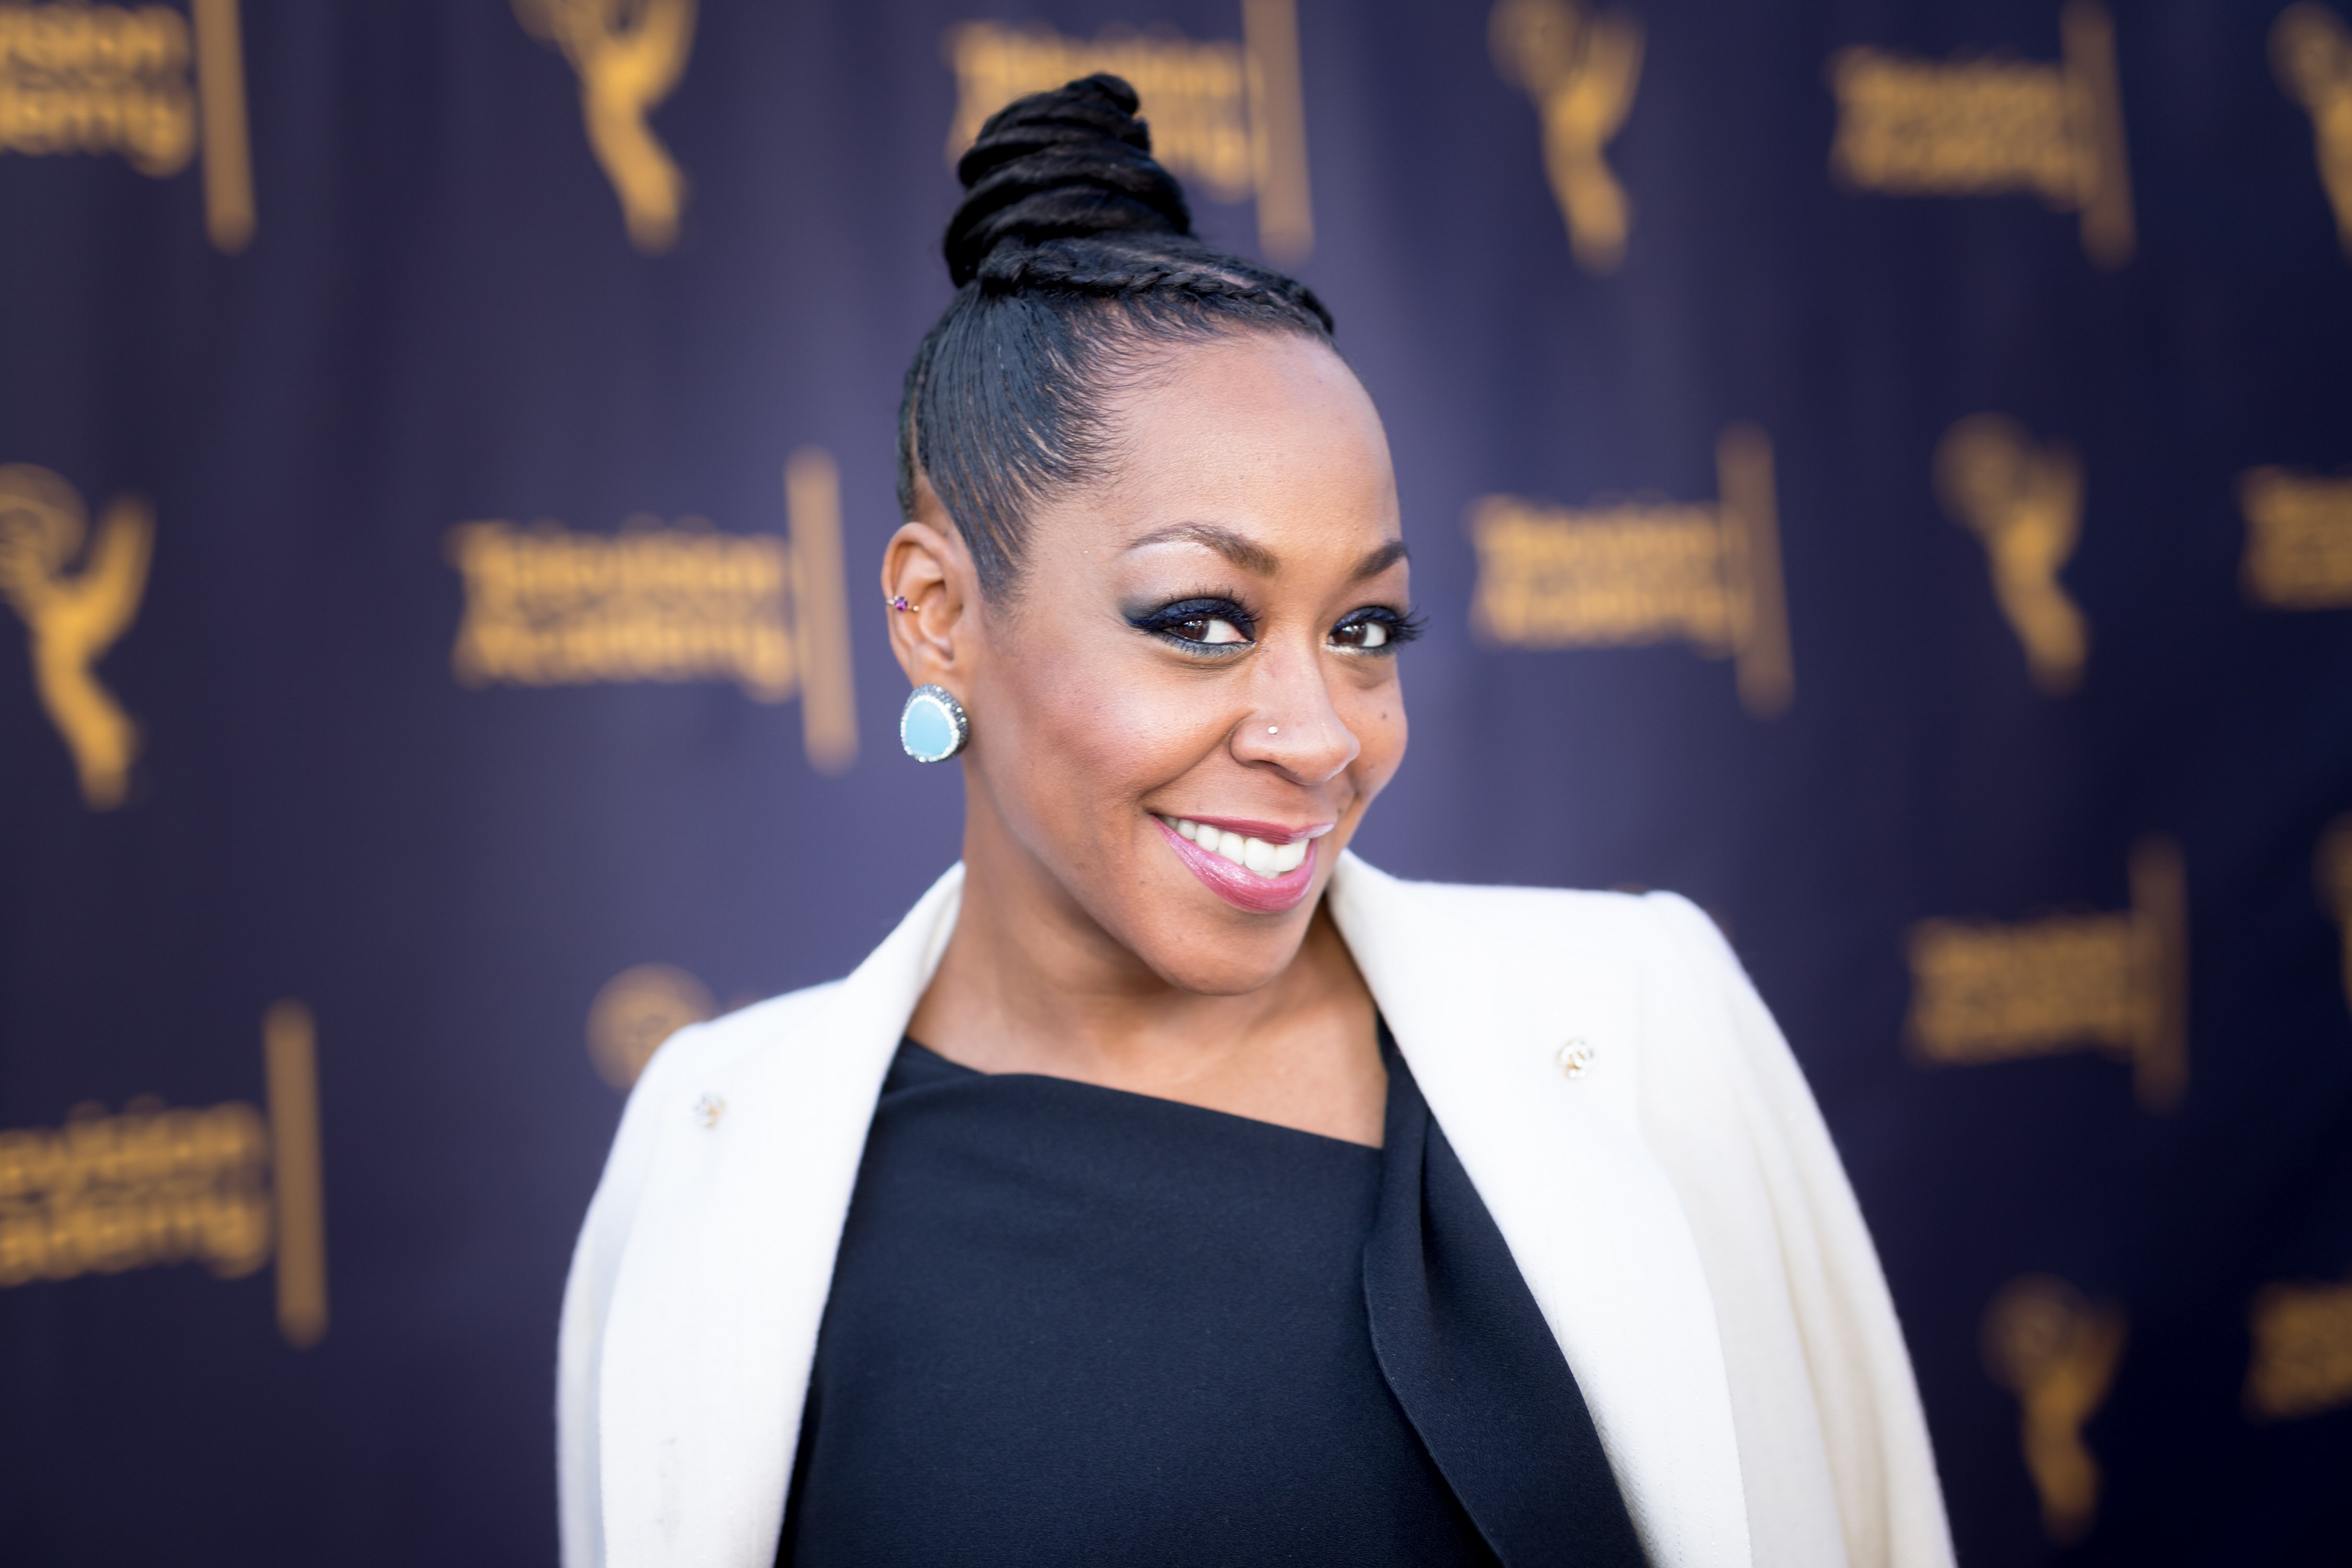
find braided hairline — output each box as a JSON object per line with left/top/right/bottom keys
{"left": 977, "top": 244, "right": 1334, "bottom": 335}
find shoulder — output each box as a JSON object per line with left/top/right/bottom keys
{"left": 628, "top": 978, "right": 846, "bottom": 1104}
{"left": 1338, "top": 855, "right": 1729, "bottom": 974}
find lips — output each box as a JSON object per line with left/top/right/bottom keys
{"left": 1152, "top": 814, "right": 1325, "bottom": 914}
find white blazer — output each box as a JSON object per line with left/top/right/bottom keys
{"left": 558, "top": 854, "right": 1956, "bottom": 1568}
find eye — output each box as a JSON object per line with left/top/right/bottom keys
{"left": 1330, "top": 607, "right": 1424, "bottom": 654}
{"left": 1129, "top": 597, "right": 1258, "bottom": 653}
{"left": 1179, "top": 615, "right": 1248, "bottom": 645}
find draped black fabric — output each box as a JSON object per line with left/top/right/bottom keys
{"left": 781, "top": 1036, "right": 1631, "bottom": 1564}
{"left": 1365, "top": 1028, "right": 1650, "bottom": 1568}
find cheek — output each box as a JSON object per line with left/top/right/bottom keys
{"left": 993, "top": 639, "right": 1230, "bottom": 820}
{"left": 1342, "top": 676, "right": 1409, "bottom": 789}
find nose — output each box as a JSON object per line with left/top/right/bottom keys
{"left": 1229, "top": 642, "right": 1361, "bottom": 785}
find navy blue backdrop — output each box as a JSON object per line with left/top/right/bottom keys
{"left": 5, "top": 0, "right": 2352, "bottom": 1562}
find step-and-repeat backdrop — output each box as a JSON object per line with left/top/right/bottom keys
{"left": 5, "top": 0, "right": 2350, "bottom": 1560}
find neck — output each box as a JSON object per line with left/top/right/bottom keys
{"left": 905, "top": 789, "right": 1386, "bottom": 1145}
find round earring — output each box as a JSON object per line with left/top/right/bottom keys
{"left": 900, "top": 684, "right": 970, "bottom": 763}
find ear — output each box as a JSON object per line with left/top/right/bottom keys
{"left": 880, "top": 472, "right": 981, "bottom": 688}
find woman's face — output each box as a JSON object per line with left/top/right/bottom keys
{"left": 897, "top": 330, "right": 1412, "bottom": 996}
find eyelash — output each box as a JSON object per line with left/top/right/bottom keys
{"left": 1127, "top": 598, "right": 1425, "bottom": 656}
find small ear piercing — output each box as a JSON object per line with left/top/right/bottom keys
{"left": 886, "top": 595, "right": 911, "bottom": 613}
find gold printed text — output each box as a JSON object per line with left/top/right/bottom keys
{"left": 2246, "top": 1277, "right": 2352, "bottom": 1420}
{"left": 0, "top": 1098, "right": 271, "bottom": 1286}
{"left": 448, "top": 517, "right": 794, "bottom": 701}
{"left": 1469, "top": 423, "right": 1793, "bottom": 717}
{"left": 1828, "top": 0, "right": 2132, "bottom": 267}
{"left": 2240, "top": 466, "right": 2352, "bottom": 608}
{"left": 1907, "top": 836, "right": 2187, "bottom": 1112}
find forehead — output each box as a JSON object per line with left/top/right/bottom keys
{"left": 1077, "top": 332, "right": 1402, "bottom": 563}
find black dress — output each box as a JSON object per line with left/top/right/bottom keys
{"left": 779, "top": 1028, "right": 1646, "bottom": 1567}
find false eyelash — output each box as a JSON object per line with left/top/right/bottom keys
{"left": 1335, "top": 606, "right": 1427, "bottom": 648}
{"left": 1127, "top": 596, "right": 1258, "bottom": 647}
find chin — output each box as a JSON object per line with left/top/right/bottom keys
{"left": 1125, "top": 904, "right": 1321, "bottom": 996}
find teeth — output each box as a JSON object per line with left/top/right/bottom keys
{"left": 1158, "top": 816, "right": 1312, "bottom": 880}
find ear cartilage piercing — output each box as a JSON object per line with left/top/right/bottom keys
{"left": 900, "top": 684, "right": 970, "bottom": 763}
{"left": 886, "top": 595, "right": 912, "bottom": 612}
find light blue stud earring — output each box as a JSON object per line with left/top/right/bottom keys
{"left": 900, "top": 684, "right": 970, "bottom": 763}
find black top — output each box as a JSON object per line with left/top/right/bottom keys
{"left": 779, "top": 1030, "right": 1645, "bottom": 1567}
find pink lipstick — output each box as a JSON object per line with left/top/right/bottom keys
{"left": 1152, "top": 814, "right": 1327, "bottom": 914}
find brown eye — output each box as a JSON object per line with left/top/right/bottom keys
{"left": 1330, "top": 618, "right": 1390, "bottom": 650}
{"left": 1178, "top": 616, "right": 1248, "bottom": 645}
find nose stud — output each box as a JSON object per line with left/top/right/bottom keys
{"left": 1267, "top": 725, "right": 1279, "bottom": 734}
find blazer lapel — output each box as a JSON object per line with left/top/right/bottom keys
{"left": 1329, "top": 854, "right": 1752, "bottom": 1568}
{"left": 597, "top": 866, "right": 964, "bottom": 1568}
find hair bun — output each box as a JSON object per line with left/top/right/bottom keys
{"left": 944, "top": 74, "right": 1193, "bottom": 286}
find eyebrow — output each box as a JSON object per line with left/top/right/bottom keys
{"left": 1123, "top": 524, "right": 1410, "bottom": 582}
{"left": 1123, "top": 523, "right": 1281, "bottom": 576}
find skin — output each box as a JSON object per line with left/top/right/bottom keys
{"left": 883, "top": 330, "right": 1412, "bottom": 1147}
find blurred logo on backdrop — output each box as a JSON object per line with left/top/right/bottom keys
{"left": 1982, "top": 1275, "right": 2127, "bottom": 1544}
{"left": 585, "top": 963, "right": 716, "bottom": 1090}
{"left": 0, "top": 1001, "right": 327, "bottom": 1347}
{"left": 1906, "top": 836, "right": 2188, "bottom": 1113}
{"left": 2274, "top": 3, "right": 2352, "bottom": 260}
{"left": 0, "top": 0, "right": 252, "bottom": 250}
{"left": 2320, "top": 815, "right": 2352, "bottom": 1015}
{"left": 2246, "top": 1274, "right": 2352, "bottom": 1421}
{"left": 1466, "top": 422, "right": 1794, "bottom": 718}
{"left": 943, "top": 0, "right": 1312, "bottom": 262}
{"left": 2238, "top": 464, "right": 2352, "bottom": 608}
{"left": 0, "top": 463, "right": 152, "bottom": 810}
{"left": 514, "top": 0, "right": 697, "bottom": 253}
{"left": 445, "top": 447, "right": 858, "bottom": 773}
{"left": 1935, "top": 414, "right": 2089, "bottom": 694}
{"left": 1828, "top": 0, "right": 2132, "bottom": 269}
{"left": 1488, "top": 0, "right": 1642, "bottom": 274}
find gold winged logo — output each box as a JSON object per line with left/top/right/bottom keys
{"left": 0, "top": 465, "right": 153, "bottom": 810}
{"left": 515, "top": 0, "right": 698, "bottom": 253}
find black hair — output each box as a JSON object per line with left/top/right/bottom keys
{"left": 898, "top": 73, "right": 1336, "bottom": 598}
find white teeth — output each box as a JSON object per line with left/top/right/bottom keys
{"left": 1159, "top": 816, "right": 1311, "bottom": 880}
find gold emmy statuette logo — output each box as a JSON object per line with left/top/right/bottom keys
{"left": 943, "top": 0, "right": 1313, "bottom": 262}
{"left": 0, "top": 0, "right": 254, "bottom": 250}
{"left": 2318, "top": 815, "right": 2352, "bottom": 1016}
{"left": 586, "top": 962, "right": 716, "bottom": 1090}
{"left": 2239, "top": 465, "right": 2352, "bottom": 608}
{"left": 446, "top": 447, "right": 858, "bottom": 773}
{"left": 515, "top": 0, "right": 697, "bottom": 253}
{"left": 2274, "top": 3, "right": 2352, "bottom": 259}
{"left": 2246, "top": 1275, "right": 2352, "bottom": 1420}
{"left": 0, "top": 999, "right": 327, "bottom": 1348}
{"left": 0, "top": 464, "right": 153, "bottom": 809}
{"left": 1906, "top": 836, "right": 2188, "bottom": 1112}
{"left": 1935, "top": 414, "right": 2089, "bottom": 694}
{"left": 1982, "top": 1275, "right": 2127, "bottom": 1544}
{"left": 1489, "top": 0, "right": 1643, "bottom": 273}
{"left": 1828, "top": 0, "right": 2132, "bottom": 268}
{"left": 1468, "top": 422, "right": 1793, "bottom": 718}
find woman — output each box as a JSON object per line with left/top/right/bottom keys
{"left": 560, "top": 76, "right": 1953, "bottom": 1568}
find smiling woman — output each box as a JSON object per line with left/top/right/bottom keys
{"left": 557, "top": 76, "right": 1956, "bottom": 1568}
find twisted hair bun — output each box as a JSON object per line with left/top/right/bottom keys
{"left": 906, "top": 74, "right": 1338, "bottom": 596}
{"left": 944, "top": 74, "right": 1193, "bottom": 286}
